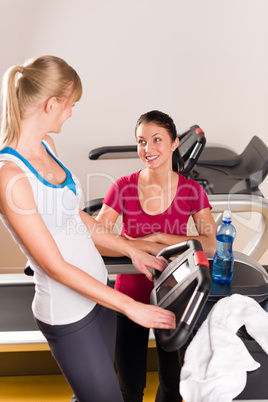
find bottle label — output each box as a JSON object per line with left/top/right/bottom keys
{"left": 216, "top": 234, "right": 233, "bottom": 260}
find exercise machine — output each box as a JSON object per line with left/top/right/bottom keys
{"left": 150, "top": 240, "right": 212, "bottom": 352}
{"left": 150, "top": 242, "right": 268, "bottom": 401}
{"left": 1, "top": 125, "right": 268, "bottom": 393}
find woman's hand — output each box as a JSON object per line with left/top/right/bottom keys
{"left": 124, "top": 232, "right": 159, "bottom": 243}
{"left": 125, "top": 300, "right": 176, "bottom": 329}
{"left": 129, "top": 247, "right": 168, "bottom": 281}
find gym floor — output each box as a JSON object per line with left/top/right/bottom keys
{"left": 0, "top": 372, "right": 159, "bottom": 401}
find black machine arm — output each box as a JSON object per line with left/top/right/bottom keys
{"left": 83, "top": 198, "right": 104, "bottom": 215}
{"left": 89, "top": 145, "right": 137, "bottom": 160}
{"left": 175, "top": 125, "right": 206, "bottom": 174}
{"left": 150, "top": 240, "right": 212, "bottom": 352}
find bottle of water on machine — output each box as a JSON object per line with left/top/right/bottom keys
{"left": 212, "top": 210, "right": 236, "bottom": 283}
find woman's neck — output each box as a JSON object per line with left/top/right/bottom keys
{"left": 140, "top": 167, "right": 178, "bottom": 190}
{"left": 138, "top": 168, "right": 179, "bottom": 216}
{"left": 10, "top": 113, "right": 48, "bottom": 157}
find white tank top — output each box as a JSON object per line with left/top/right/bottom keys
{"left": 0, "top": 141, "right": 107, "bottom": 325}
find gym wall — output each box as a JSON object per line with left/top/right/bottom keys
{"left": 0, "top": 0, "right": 267, "bottom": 266}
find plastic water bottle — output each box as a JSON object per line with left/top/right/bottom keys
{"left": 212, "top": 210, "right": 236, "bottom": 283}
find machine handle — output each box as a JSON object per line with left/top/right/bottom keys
{"left": 183, "top": 142, "right": 204, "bottom": 175}
{"left": 154, "top": 240, "right": 211, "bottom": 352}
{"left": 155, "top": 266, "right": 212, "bottom": 352}
{"left": 157, "top": 239, "right": 203, "bottom": 260}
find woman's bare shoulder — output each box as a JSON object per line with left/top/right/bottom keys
{"left": 0, "top": 160, "right": 23, "bottom": 180}
{"left": 0, "top": 161, "right": 29, "bottom": 213}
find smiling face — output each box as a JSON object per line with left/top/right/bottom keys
{"left": 136, "top": 122, "right": 179, "bottom": 170}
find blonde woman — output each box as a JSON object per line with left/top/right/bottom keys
{"left": 0, "top": 58, "right": 175, "bottom": 402}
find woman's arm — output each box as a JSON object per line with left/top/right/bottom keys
{"left": 79, "top": 209, "right": 167, "bottom": 279}
{"left": 132, "top": 208, "right": 217, "bottom": 257}
{"left": 95, "top": 204, "right": 167, "bottom": 256}
{"left": 96, "top": 204, "right": 217, "bottom": 257}
{"left": 0, "top": 164, "right": 175, "bottom": 330}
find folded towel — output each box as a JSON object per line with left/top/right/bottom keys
{"left": 180, "top": 294, "right": 268, "bottom": 402}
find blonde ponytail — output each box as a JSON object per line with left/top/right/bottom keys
{"left": 0, "top": 66, "right": 22, "bottom": 148}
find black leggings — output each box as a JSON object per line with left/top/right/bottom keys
{"left": 115, "top": 313, "right": 183, "bottom": 402}
{"left": 36, "top": 303, "right": 123, "bottom": 402}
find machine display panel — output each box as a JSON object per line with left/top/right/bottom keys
{"left": 156, "top": 260, "right": 191, "bottom": 303}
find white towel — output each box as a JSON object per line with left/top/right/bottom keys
{"left": 180, "top": 294, "right": 268, "bottom": 402}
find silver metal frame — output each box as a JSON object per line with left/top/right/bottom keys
{"left": 208, "top": 194, "right": 268, "bottom": 261}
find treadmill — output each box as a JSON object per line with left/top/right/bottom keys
{"left": 150, "top": 242, "right": 268, "bottom": 401}
{"left": 1, "top": 126, "right": 268, "bottom": 395}
{"left": 3, "top": 126, "right": 268, "bottom": 344}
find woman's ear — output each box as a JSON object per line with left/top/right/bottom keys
{"left": 172, "top": 137, "right": 179, "bottom": 151}
{"left": 45, "top": 97, "right": 58, "bottom": 114}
